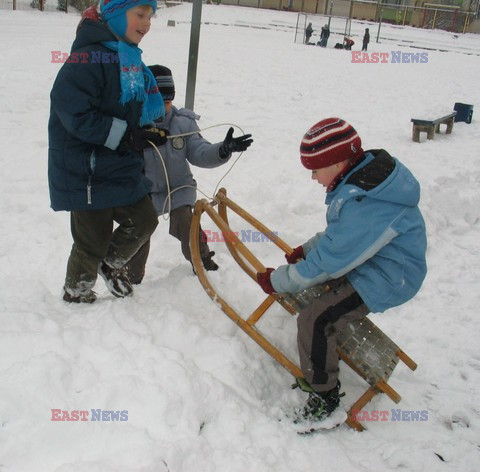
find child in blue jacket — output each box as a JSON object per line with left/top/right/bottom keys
{"left": 257, "top": 118, "right": 427, "bottom": 424}
{"left": 49, "top": 0, "right": 168, "bottom": 303}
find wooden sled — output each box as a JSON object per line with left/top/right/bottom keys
{"left": 190, "top": 188, "right": 417, "bottom": 431}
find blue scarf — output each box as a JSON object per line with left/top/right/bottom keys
{"left": 103, "top": 40, "right": 165, "bottom": 126}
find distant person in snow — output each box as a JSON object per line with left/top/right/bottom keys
{"left": 343, "top": 36, "right": 354, "bottom": 50}
{"left": 318, "top": 24, "right": 330, "bottom": 47}
{"left": 48, "top": 0, "right": 168, "bottom": 304}
{"left": 362, "top": 27, "right": 370, "bottom": 51}
{"left": 125, "top": 65, "right": 253, "bottom": 283}
{"left": 305, "top": 23, "right": 313, "bottom": 44}
{"left": 256, "top": 118, "right": 427, "bottom": 425}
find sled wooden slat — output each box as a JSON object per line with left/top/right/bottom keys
{"left": 396, "top": 349, "right": 418, "bottom": 371}
{"left": 247, "top": 296, "right": 276, "bottom": 326}
{"left": 346, "top": 386, "right": 378, "bottom": 432}
{"left": 190, "top": 189, "right": 418, "bottom": 432}
{"left": 376, "top": 379, "right": 402, "bottom": 404}
{"left": 191, "top": 199, "right": 303, "bottom": 379}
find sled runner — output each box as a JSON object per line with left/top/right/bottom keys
{"left": 190, "top": 188, "right": 418, "bottom": 432}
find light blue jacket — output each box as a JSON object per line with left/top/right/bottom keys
{"left": 271, "top": 150, "right": 427, "bottom": 313}
{"left": 143, "top": 106, "right": 230, "bottom": 214}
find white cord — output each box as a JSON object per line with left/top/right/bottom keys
{"left": 147, "top": 123, "right": 247, "bottom": 221}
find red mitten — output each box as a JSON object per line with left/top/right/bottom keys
{"left": 285, "top": 245, "right": 304, "bottom": 264}
{"left": 256, "top": 268, "right": 275, "bottom": 295}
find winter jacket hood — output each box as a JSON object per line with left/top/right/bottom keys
{"left": 72, "top": 18, "right": 115, "bottom": 50}
{"left": 326, "top": 149, "right": 420, "bottom": 212}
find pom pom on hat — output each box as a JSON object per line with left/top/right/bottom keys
{"left": 300, "top": 118, "right": 363, "bottom": 170}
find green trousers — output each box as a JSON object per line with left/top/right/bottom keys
{"left": 126, "top": 205, "right": 211, "bottom": 284}
{"left": 64, "top": 196, "right": 158, "bottom": 294}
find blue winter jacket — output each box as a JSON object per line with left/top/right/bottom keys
{"left": 143, "top": 106, "right": 230, "bottom": 215}
{"left": 48, "top": 20, "right": 151, "bottom": 211}
{"left": 271, "top": 150, "right": 427, "bottom": 313}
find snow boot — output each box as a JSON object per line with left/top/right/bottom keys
{"left": 202, "top": 251, "right": 219, "bottom": 271}
{"left": 98, "top": 261, "right": 133, "bottom": 298}
{"left": 63, "top": 287, "right": 97, "bottom": 304}
{"left": 293, "top": 380, "right": 344, "bottom": 423}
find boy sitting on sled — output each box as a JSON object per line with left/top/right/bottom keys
{"left": 257, "top": 118, "right": 427, "bottom": 424}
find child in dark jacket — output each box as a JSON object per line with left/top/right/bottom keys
{"left": 48, "top": 0, "right": 168, "bottom": 303}
{"left": 126, "top": 65, "right": 253, "bottom": 283}
{"left": 257, "top": 118, "right": 427, "bottom": 425}
{"left": 362, "top": 28, "right": 370, "bottom": 51}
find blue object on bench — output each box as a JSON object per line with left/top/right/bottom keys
{"left": 454, "top": 102, "right": 473, "bottom": 124}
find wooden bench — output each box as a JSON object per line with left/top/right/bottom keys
{"left": 411, "top": 112, "right": 456, "bottom": 142}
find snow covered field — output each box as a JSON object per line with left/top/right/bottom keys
{"left": 0, "top": 4, "right": 479, "bottom": 471}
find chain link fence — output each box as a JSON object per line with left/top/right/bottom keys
{"left": 0, "top": 0, "right": 95, "bottom": 12}
{"left": 2, "top": 0, "right": 478, "bottom": 33}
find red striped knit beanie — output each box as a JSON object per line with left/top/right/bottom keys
{"left": 300, "top": 118, "right": 363, "bottom": 170}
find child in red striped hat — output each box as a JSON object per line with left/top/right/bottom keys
{"left": 256, "top": 117, "right": 427, "bottom": 426}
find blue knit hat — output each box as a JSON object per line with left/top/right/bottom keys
{"left": 100, "top": 0, "right": 157, "bottom": 38}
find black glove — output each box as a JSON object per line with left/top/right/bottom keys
{"left": 219, "top": 127, "right": 253, "bottom": 159}
{"left": 123, "top": 127, "right": 169, "bottom": 152}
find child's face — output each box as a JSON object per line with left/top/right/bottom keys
{"left": 125, "top": 5, "right": 153, "bottom": 44}
{"left": 311, "top": 162, "right": 345, "bottom": 188}
{"left": 163, "top": 100, "right": 173, "bottom": 114}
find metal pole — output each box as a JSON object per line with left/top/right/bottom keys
{"left": 294, "top": 12, "right": 300, "bottom": 43}
{"left": 376, "top": 8, "right": 383, "bottom": 43}
{"left": 348, "top": 0, "right": 353, "bottom": 35}
{"left": 185, "top": 0, "right": 203, "bottom": 111}
{"left": 463, "top": 12, "right": 469, "bottom": 33}
{"left": 327, "top": 1, "right": 333, "bottom": 28}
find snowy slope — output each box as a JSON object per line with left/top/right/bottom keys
{"left": 0, "top": 5, "right": 479, "bottom": 472}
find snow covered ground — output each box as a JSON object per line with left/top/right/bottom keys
{"left": 1, "top": 4, "right": 480, "bottom": 471}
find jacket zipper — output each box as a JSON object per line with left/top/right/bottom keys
{"left": 87, "top": 151, "right": 96, "bottom": 205}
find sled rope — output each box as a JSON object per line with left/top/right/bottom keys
{"left": 147, "top": 123, "right": 247, "bottom": 220}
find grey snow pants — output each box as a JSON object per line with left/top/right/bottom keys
{"left": 297, "top": 277, "right": 370, "bottom": 393}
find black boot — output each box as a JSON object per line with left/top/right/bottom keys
{"left": 201, "top": 251, "right": 219, "bottom": 271}
{"left": 98, "top": 261, "right": 133, "bottom": 298}
{"left": 295, "top": 381, "right": 343, "bottom": 423}
{"left": 63, "top": 287, "right": 97, "bottom": 304}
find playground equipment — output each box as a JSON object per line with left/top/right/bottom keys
{"left": 411, "top": 111, "right": 457, "bottom": 142}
